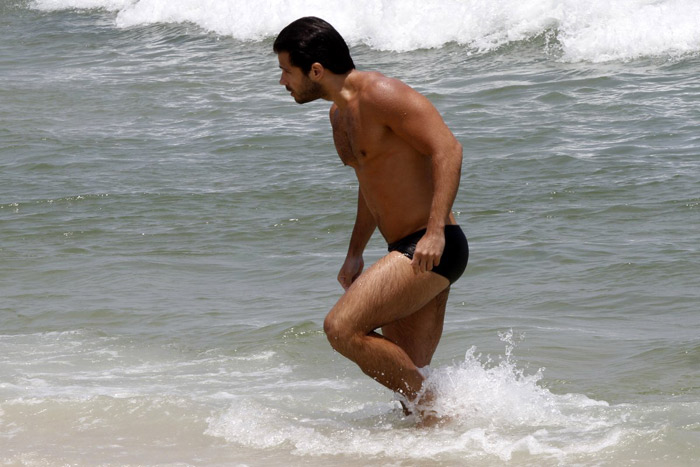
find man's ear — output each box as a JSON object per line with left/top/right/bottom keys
{"left": 309, "top": 62, "right": 324, "bottom": 82}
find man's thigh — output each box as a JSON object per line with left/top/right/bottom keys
{"left": 381, "top": 286, "right": 450, "bottom": 368}
{"left": 327, "top": 252, "right": 450, "bottom": 336}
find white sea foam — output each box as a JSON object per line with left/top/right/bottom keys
{"left": 206, "top": 344, "right": 629, "bottom": 462}
{"left": 33, "top": 0, "right": 134, "bottom": 11}
{"left": 31, "top": 0, "right": 700, "bottom": 62}
{"left": 2, "top": 331, "right": 630, "bottom": 461}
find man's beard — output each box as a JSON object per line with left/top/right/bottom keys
{"left": 289, "top": 77, "right": 323, "bottom": 104}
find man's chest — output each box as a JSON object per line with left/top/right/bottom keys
{"left": 331, "top": 107, "right": 386, "bottom": 167}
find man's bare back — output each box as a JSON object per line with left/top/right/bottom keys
{"left": 274, "top": 17, "right": 468, "bottom": 422}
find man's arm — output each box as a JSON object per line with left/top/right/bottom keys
{"left": 418, "top": 132, "right": 462, "bottom": 273}
{"left": 372, "top": 78, "right": 463, "bottom": 272}
{"left": 338, "top": 187, "right": 377, "bottom": 290}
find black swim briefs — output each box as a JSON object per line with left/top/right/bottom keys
{"left": 387, "top": 225, "right": 469, "bottom": 284}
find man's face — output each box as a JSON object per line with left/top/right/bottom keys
{"left": 277, "top": 52, "right": 322, "bottom": 104}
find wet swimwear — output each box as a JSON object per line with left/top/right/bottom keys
{"left": 387, "top": 225, "right": 469, "bottom": 284}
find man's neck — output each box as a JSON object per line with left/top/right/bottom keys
{"left": 324, "top": 69, "right": 359, "bottom": 108}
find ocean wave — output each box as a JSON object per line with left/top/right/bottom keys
{"left": 31, "top": 0, "right": 700, "bottom": 62}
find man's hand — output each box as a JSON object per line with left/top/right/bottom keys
{"left": 338, "top": 255, "right": 364, "bottom": 290}
{"left": 411, "top": 230, "right": 445, "bottom": 273}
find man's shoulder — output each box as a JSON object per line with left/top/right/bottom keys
{"left": 357, "top": 71, "right": 407, "bottom": 93}
{"left": 355, "top": 71, "right": 418, "bottom": 109}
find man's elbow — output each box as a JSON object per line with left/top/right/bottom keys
{"left": 432, "top": 138, "right": 462, "bottom": 165}
{"left": 452, "top": 139, "right": 463, "bottom": 164}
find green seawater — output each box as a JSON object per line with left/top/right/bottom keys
{"left": 1, "top": 2, "right": 699, "bottom": 465}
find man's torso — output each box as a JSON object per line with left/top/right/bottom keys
{"left": 330, "top": 72, "right": 444, "bottom": 243}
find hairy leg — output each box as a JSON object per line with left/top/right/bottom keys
{"left": 381, "top": 286, "right": 450, "bottom": 368}
{"left": 324, "top": 252, "right": 450, "bottom": 400}
{"left": 380, "top": 287, "right": 449, "bottom": 416}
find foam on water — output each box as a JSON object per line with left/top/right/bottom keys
{"left": 206, "top": 337, "right": 630, "bottom": 462}
{"left": 1, "top": 329, "right": 693, "bottom": 463}
{"left": 32, "top": 0, "right": 700, "bottom": 62}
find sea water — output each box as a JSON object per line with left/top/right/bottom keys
{"left": 1, "top": 0, "right": 699, "bottom": 465}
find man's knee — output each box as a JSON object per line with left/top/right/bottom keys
{"left": 324, "top": 309, "right": 360, "bottom": 354}
{"left": 323, "top": 312, "right": 338, "bottom": 342}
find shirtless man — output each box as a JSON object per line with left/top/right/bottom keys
{"left": 273, "top": 17, "right": 468, "bottom": 417}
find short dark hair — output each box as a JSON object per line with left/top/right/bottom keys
{"left": 273, "top": 17, "right": 355, "bottom": 75}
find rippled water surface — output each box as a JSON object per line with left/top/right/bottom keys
{"left": 1, "top": 1, "right": 699, "bottom": 465}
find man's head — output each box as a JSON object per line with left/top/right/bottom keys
{"left": 274, "top": 17, "right": 355, "bottom": 104}
{"left": 273, "top": 17, "right": 355, "bottom": 75}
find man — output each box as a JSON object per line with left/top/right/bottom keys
{"left": 273, "top": 17, "right": 468, "bottom": 419}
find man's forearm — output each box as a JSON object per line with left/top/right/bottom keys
{"left": 347, "top": 187, "right": 377, "bottom": 257}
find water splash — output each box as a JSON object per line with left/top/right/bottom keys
{"left": 207, "top": 337, "right": 628, "bottom": 462}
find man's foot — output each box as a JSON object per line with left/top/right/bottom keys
{"left": 398, "top": 389, "right": 451, "bottom": 427}
{"left": 416, "top": 409, "right": 444, "bottom": 428}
